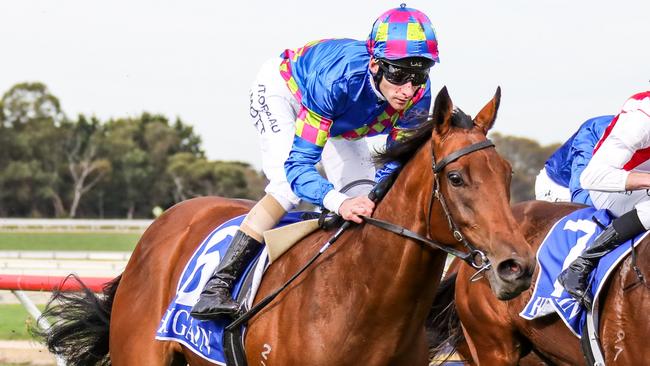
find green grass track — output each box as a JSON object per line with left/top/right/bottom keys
{"left": 0, "top": 232, "right": 140, "bottom": 251}
{"left": 0, "top": 304, "right": 39, "bottom": 340}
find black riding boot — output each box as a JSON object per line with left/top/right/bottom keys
{"left": 190, "top": 230, "right": 262, "bottom": 320}
{"left": 558, "top": 209, "right": 644, "bottom": 310}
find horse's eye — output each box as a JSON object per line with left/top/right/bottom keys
{"left": 447, "top": 171, "right": 464, "bottom": 187}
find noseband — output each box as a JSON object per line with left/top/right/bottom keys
{"left": 363, "top": 139, "right": 495, "bottom": 280}
{"left": 227, "top": 139, "right": 497, "bottom": 330}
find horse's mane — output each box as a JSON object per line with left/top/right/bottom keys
{"left": 376, "top": 108, "right": 474, "bottom": 166}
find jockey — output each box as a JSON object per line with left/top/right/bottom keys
{"left": 535, "top": 115, "right": 613, "bottom": 204}
{"left": 558, "top": 91, "right": 650, "bottom": 309}
{"left": 191, "top": 5, "right": 440, "bottom": 320}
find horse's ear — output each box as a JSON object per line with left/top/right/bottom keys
{"left": 432, "top": 86, "right": 453, "bottom": 136}
{"left": 474, "top": 86, "right": 501, "bottom": 134}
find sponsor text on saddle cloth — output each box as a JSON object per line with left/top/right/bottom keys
{"left": 520, "top": 207, "right": 648, "bottom": 337}
{"left": 155, "top": 211, "right": 309, "bottom": 365}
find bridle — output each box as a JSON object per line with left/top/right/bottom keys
{"left": 226, "top": 139, "right": 497, "bottom": 331}
{"left": 362, "top": 139, "right": 495, "bottom": 281}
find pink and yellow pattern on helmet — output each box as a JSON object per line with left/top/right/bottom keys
{"left": 366, "top": 4, "right": 440, "bottom": 63}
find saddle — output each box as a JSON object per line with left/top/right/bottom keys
{"left": 519, "top": 207, "right": 648, "bottom": 365}
{"left": 155, "top": 211, "right": 320, "bottom": 365}
{"left": 156, "top": 179, "right": 384, "bottom": 365}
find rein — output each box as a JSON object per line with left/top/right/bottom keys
{"left": 226, "top": 139, "right": 497, "bottom": 331}
{"left": 362, "top": 139, "right": 494, "bottom": 280}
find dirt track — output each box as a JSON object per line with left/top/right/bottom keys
{"left": 0, "top": 341, "right": 56, "bottom": 366}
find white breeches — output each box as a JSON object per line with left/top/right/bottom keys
{"left": 589, "top": 189, "right": 650, "bottom": 229}
{"left": 534, "top": 168, "right": 571, "bottom": 203}
{"left": 248, "top": 57, "right": 375, "bottom": 211}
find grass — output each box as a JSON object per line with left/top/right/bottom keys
{"left": 0, "top": 304, "right": 53, "bottom": 365}
{"left": 0, "top": 304, "right": 40, "bottom": 341}
{"left": 0, "top": 232, "right": 140, "bottom": 251}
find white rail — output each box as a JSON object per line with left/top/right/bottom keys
{"left": 0, "top": 218, "right": 152, "bottom": 232}
{"left": 0, "top": 252, "right": 123, "bottom": 366}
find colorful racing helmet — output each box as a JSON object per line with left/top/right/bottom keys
{"left": 367, "top": 4, "right": 440, "bottom": 65}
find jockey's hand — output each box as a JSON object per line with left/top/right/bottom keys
{"left": 339, "top": 196, "right": 375, "bottom": 224}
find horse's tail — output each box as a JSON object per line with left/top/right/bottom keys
{"left": 33, "top": 274, "right": 121, "bottom": 366}
{"left": 426, "top": 272, "right": 465, "bottom": 365}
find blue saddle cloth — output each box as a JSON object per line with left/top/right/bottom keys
{"left": 155, "top": 211, "right": 309, "bottom": 365}
{"left": 520, "top": 207, "right": 646, "bottom": 337}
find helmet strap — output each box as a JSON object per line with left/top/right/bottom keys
{"left": 372, "top": 66, "right": 385, "bottom": 99}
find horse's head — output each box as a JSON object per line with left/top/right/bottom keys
{"left": 427, "top": 86, "right": 534, "bottom": 299}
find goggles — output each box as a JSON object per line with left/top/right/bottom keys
{"left": 378, "top": 61, "right": 430, "bottom": 86}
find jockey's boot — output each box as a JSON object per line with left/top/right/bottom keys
{"left": 190, "top": 230, "right": 262, "bottom": 320}
{"left": 558, "top": 209, "right": 644, "bottom": 310}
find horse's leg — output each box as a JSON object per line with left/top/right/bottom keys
{"left": 109, "top": 269, "right": 182, "bottom": 365}
{"left": 514, "top": 315, "right": 582, "bottom": 365}
{"left": 109, "top": 202, "right": 211, "bottom": 365}
{"left": 406, "top": 330, "right": 432, "bottom": 366}
{"left": 600, "top": 244, "right": 650, "bottom": 365}
{"left": 106, "top": 198, "right": 253, "bottom": 365}
{"left": 455, "top": 270, "right": 521, "bottom": 366}
{"left": 460, "top": 323, "right": 520, "bottom": 366}
{"left": 109, "top": 222, "right": 185, "bottom": 365}
{"left": 389, "top": 329, "right": 430, "bottom": 366}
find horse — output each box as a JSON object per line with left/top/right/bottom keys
{"left": 38, "top": 86, "right": 536, "bottom": 366}
{"left": 428, "top": 200, "right": 650, "bottom": 365}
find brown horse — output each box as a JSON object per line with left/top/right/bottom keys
{"left": 429, "top": 200, "right": 650, "bottom": 365}
{"left": 39, "top": 86, "right": 535, "bottom": 366}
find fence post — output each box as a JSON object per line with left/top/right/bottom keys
{"left": 11, "top": 290, "right": 67, "bottom": 366}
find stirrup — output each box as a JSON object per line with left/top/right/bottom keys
{"left": 572, "top": 289, "right": 594, "bottom": 312}
{"left": 191, "top": 297, "right": 243, "bottom": 320}
{"left": 558, "top": 269, "right": 594, "bottom": 311}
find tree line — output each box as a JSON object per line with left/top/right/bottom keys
{"left": 0, "top": 82, "right": 266, "bottom": 218}
{"left": 0, "top": 82, "right": 559, "bottom": 218}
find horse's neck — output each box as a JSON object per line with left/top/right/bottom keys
{"left": 342, "top": 146, "right": 449, "bottom": 324}
{"left": 372, "top": 142, "right": 457, "bottom": 246}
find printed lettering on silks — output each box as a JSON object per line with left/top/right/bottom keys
{"left": 251, "top": 84, "right": 280, "bottom": 135}
{"left": 155, "top": 212, "right": 307, "bottom": 364}
{"left": 520, "top": 207, "right": 648, "bottom": 337}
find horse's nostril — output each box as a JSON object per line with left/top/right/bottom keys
{"left": 497, "top": 259, "right": 524, "bottom": 281}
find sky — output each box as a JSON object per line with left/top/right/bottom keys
{"left": 1, "top": 0, "right": 648, "bottom": 168}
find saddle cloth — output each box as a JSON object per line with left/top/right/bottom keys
{"left": 155, "top": 211, "right": 313, "bottom": 365}
{"left": 520, "top": 207, "right": 647, "bottom": 337}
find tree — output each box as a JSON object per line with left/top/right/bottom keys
{"left": 166, "top": 154, "right": 266, "bottom": 202}
{"left": 0, "top": 123, "right": 11, "bottom": 215}
{"left": 0, "top": 160, "right": 56, "bottom": 216}
{"left": 0, "top": 83, "right": 68, "bottom": 216}
{"left": 1, "top": 82, "right": 64, "bottom": 128}
{"left": 63, "top": 116, "right": 112, "bottom": 217}
{"left": 490, "top": 132, "right": 559, "bottom": 202}
{"left": 100, "top": 117, "right": 151, "bottom": 218}
{"left": 0, "top": 83, "right": 284, "bottom": 217}
{"left": 173, "top": 118, "right": 204, "bottom": 157}
{"left": 166, "top": 152, "right": 204, "bottom": 202}
{"left": 98, "top": 113, "right": 205, "bottom": 218}
{"left": 212, "top": 161, "right": 264, "bottom": 199}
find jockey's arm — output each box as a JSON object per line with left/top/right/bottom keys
{"left": 285, "top": 102, "right": 376, "bottom": 223}
{"left": 284, "top": 140, "right": 374, "bottom": 223}
{"left": 581, "top": 109, "right": 650, "bottom": 193}
{"left": 624, "top": 171, "right": 650, "bottom": 191}
{"left": 580, "top": 143, "right": 632, "bottom": 193}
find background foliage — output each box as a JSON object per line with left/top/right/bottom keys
{"left": 0, "top": 82, "right": 559, "bottom": 218}
{"left": 0, "top": 82, "right": 266, "bottom": 218}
